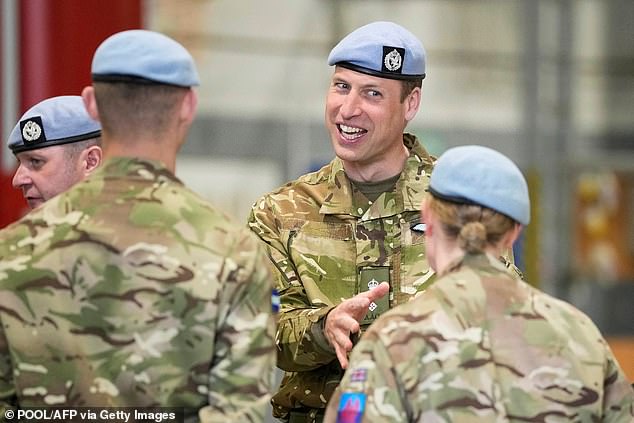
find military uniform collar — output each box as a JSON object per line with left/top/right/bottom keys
{"left": 320, "top": 133, "right": 433, "bottom": 219}
{"left": 440, "top": 252, "right": 513, "bottom": 278}
{"left": 99, "top": 156, "right": 183, "bottom": 184}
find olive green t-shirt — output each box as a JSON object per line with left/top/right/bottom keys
{"left": 350, "top": 173, "right": 401, "bottom": 203}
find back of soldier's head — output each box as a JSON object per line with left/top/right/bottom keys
{"left": 90, "top": 30, "right": 199, "bottom": 139}
{"left": 428, "top": 145, "right": 530, "bottom": 226}
{"left": 427, "top": 145, "right": 530, "bottom": 253}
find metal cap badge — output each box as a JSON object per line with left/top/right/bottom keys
{"left": 8, "top": 96, "right": 101, "bottom": 154}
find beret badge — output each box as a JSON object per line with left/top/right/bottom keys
{"left": 21, "top": 117, "right": 44, "bottom": 143}
{"left": 383, "top": 48, "right": 403, "bottom": 72}
{"left": 383, "top": 47, "right": 404, "bottom": 73}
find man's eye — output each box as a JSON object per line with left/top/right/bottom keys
{"left": 367, "top": 90, "right": 381, "bottom": 97}
{"left": 335, "top": 82, "right": 349, "bottom": 90}
{"left": 29, "top": 159, "right": 43, "bottom": 167}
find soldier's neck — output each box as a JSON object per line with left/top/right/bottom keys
{"left": 102, "top": 138, "right": 178, "bottom": 173}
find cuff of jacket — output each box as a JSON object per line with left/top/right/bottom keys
{"left": 307, "top": 305, "right": 336, "bottom": 356}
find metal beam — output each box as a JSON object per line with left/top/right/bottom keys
{"left": 1, "top": 0, "right": 18, "bottom": 173}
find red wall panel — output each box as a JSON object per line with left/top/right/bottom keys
{"left": 19, "top": 0, "right": 143, "bottom": 110}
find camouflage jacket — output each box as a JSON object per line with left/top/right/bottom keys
{"left": 0, "top": 157, "right": 276, "bottom": 422}
{"left": 247, "top": 134, "right": 436, "bottom": 418}
{"left": 325, "top": 253, "right": 634, "bottom": 422}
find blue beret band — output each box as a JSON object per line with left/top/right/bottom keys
{"left": 10, "top": 129, "right": 101, "bottom": 154}
{"left": 336, "top": 61, "right": 425, "bottom": 81}
{"left": 427, "top": 186, "right": 479, "bottom": 207}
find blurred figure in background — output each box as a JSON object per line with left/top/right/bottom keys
{"left": 325, "top": 145, "right": 634, "bottom": 422}
{"left": 0, "top": 29, "right": 276, "bottom": 422}
{"left": 8, "top": 95, "right": 102, "bottom": 209}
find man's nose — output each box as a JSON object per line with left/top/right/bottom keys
{"left": 12, "top": 165, "right": 31, "bottom": 189}
{"left": 339, "top": 92, "right": 362, "bottom": 118}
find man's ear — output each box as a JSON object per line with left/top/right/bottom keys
{"left": 83, "top": 145, "right": 102, "bottom": 174}
{"left": 404, "top": 86, "right": 421, "bottom": 122}
{"left": 179, "top": 89, "right": 198, "bottom": 125}
{"left": 77, "top": 144, "right": 102, "bottom": 178}
{"left": 81, "top": 86, "right": 100, "bottom": 122}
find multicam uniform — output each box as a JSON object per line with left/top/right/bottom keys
{"left": 0, "top": 157, "right": 276, "bottom": 422}
{"left": 325, "top": 253, "right": 634, "bottom": 422}
{"left": 248, "top": 134, "right": 436, "bottom": 420}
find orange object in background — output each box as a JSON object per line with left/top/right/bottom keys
{"left": 573, "top": 171, "right": 633, "bottom": 383}
{"left": 606, "top": 337, "right": 634, "bottom": 383}
{"left": 573, "top": 171, "right": 634, "bottom": 282}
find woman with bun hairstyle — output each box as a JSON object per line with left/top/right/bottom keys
{"left": 325, "top": 145, "right": 634, "bottom": 423}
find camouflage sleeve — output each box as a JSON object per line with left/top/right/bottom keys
{"left": 601, "top": 343, "right": 634, "bottom": 422}
{"left": 324, "top": 328, "right": 409, "bottom": 423}
{"left": 0, "top": 313, "right": 16, "bottom": 414}
{"left": 247, "top": 200, "right": 337, "bottom": 372}
{"left": 0, "top": 229, "right": 21, "bottom": 410}
{"left": 198, "top": 229, "right": 276, "bottom": 422}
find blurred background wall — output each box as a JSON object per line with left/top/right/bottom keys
{"left": 1, "top": 0, "right": 633, "bottom": 392}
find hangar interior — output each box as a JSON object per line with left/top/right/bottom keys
{"left": 1, "top": 0, "right": 633, "bottom": 392}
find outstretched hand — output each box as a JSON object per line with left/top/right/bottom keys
{"left": 324, "top": 281, "right": 389, "bottom": 369}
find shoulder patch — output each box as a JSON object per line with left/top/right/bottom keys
{"left": 337, "top": 392, "right": 366, "bottom": 423}
{"left": 271, "top": 288, "right": 280, "bottom": 313}
{"left": 349, "top": 367, "right": 368, "bottom": 383}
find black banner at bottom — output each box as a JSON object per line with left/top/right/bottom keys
{"left": 3, "top": 407, "right": 184, "bottom": 423}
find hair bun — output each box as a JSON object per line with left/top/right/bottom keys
{"left": 459, "top": 221, "right": 487, "bottom": 253}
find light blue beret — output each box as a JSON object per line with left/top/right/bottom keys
{"left": 91, "top": 29, "right": 199, "bottom": 87}
{"left": 8, "top": 96, "right": 101, "bottom": 154}
{"left": 327, "top": 21, "right": 426, "bottom": 80}
{"left": 429, "top": 145, "right": 530, "bottom": 225}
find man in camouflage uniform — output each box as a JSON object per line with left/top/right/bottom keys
{"left": 248, "top": 22, "right": 435, "bottom": 422}
{"left": 9, "top": 95, "right": 102, "bottom": 210}
{"left": 325, "top": 146, "right": 634, "bottom": 422}
{"left": 0, "top": 30, "right": 276, "bottom": 422}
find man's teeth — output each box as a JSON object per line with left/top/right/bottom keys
{"left": 340, "top": 124, "right": 365, "bottom": 140}
{"left": 340, "top": 124, "right": 363, "bottom": 134}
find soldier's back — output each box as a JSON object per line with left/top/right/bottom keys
{"left": 331, "top": 253, "right": 634, "bottom": 422}
{"left": 0, "top": 157, "right": 275, "bottom": 418}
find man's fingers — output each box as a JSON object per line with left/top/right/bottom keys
{"left": 333, "top": 333, "right": 352, "bottom": 369}
{"left": 334, "top": 282, "right": 389, "bottom": 322}
{"left": 334, "top": 329, "right": 353, "bottom": 352}
{"left": 325, "top": 312, "right": 356, "bottom": 344}
{"left": 348, "top": 320, "right": 360, "bottom": 336}
{"left": 364, "top": 281, "right": 389, "bottom": 302}
{"left": 335, "top": 344, "right": 349, "bottom": 369}
{"left": 339, "top": 282, "right": 389, "bottom": 314}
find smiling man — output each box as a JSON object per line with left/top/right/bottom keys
{"left": 8, "top": 96, "right": 102, "bottom": 209}
{"left": 247, "top": 21, "right": 437, "bottom": 422}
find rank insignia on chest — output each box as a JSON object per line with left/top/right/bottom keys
{"left": 358, "top": 267, "right": 390, "bottom": 325}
